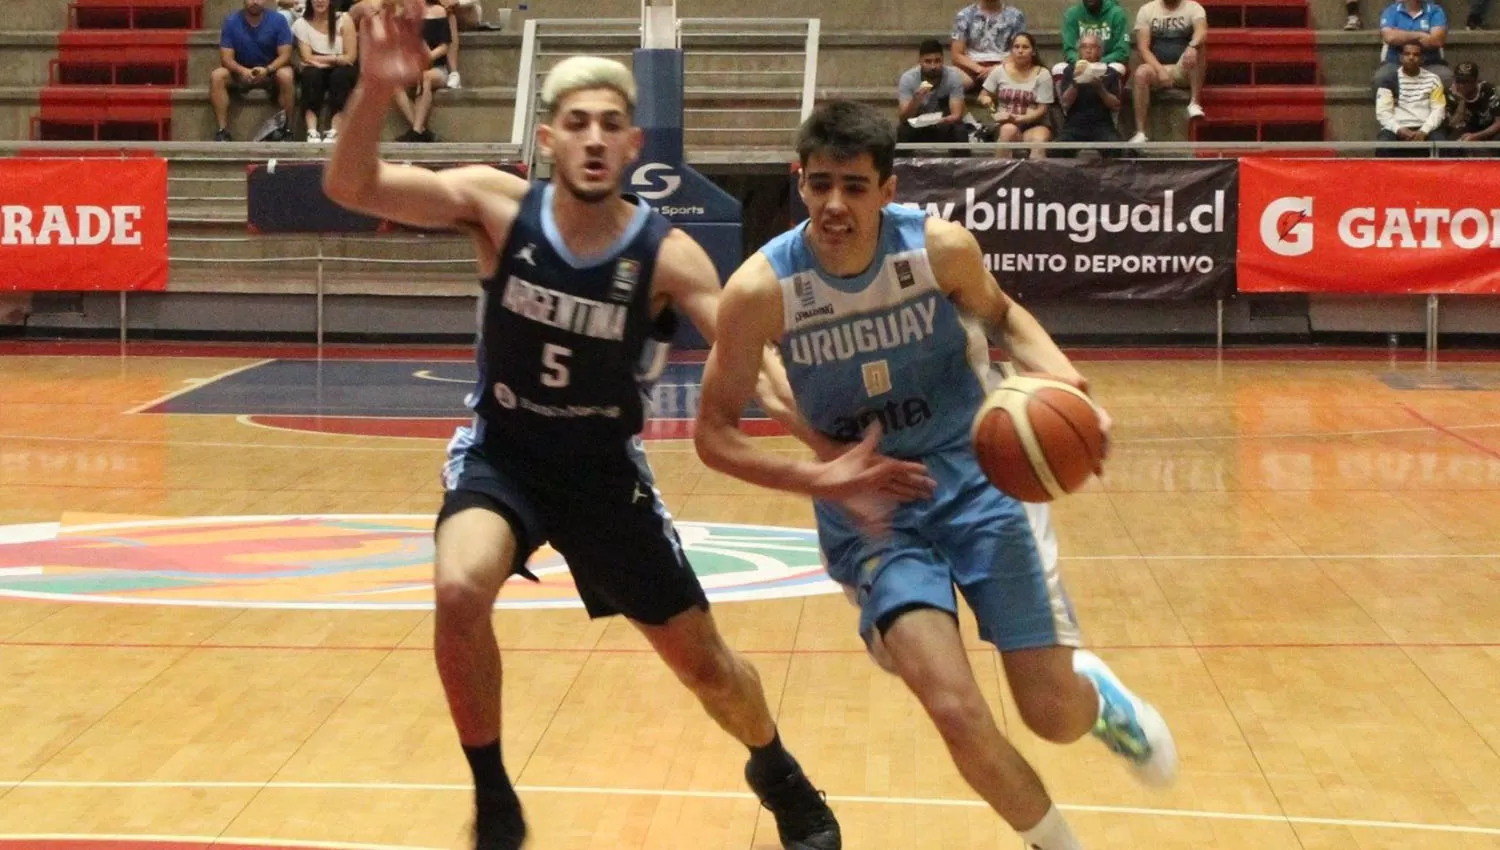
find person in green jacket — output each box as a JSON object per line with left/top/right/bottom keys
{"left": 1051, "top": 0, "right": 1131, "bottom": 80}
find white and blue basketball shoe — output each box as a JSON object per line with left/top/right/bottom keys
{"left": 1074, "top": 649, "right": 1178, "bottom": 787}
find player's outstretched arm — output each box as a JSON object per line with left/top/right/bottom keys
{"left": 323, "top": 0, "right": 527, "bottom": 230}
{"left": 928, "top": 217, "right": 1085, "bottom": 385}
{"left": 694, "top": 256, "right": 936, "bottom": 502}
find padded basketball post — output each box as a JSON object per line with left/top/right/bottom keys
{"left": 641, "top": 0, "right": 677, "bottom": 49}
{"left": 631, "top": 4, "right": 743, "bottom": 350}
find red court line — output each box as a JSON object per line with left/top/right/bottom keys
{"left": 1400, "top": 405, "right": 1500, "bottom": 460}
{"left": 3, "top": 639, "right": 1496, "bottom": 653}
{"left": 6, "top": 341, "right": 1500, "bottom": 362}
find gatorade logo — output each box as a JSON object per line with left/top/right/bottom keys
{"left": 630, "top": 163, "right": 682, "bottom": 200}
{"left": 1260, "top": 196, "right": 1314, "bottom": 257}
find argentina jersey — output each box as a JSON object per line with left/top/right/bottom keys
{"left": 764, "top": 204, "right": 995, "bottom": 459}
{"left": 446, "top": 182, "right": 674, "bottom": 476}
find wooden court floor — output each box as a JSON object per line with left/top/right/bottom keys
{"left": 2, "top": 342, "right": 1500, "bottom": 850}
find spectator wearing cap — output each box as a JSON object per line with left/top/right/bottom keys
{"left": 1446, "top": 61, "right": 1500, "bottom": 153}
{"left": 1376, "top": 41, "right": 1448, "bottom": 156}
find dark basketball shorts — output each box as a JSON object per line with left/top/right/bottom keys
{"left": 435, "top": 438, "right": 709, "bottom": 626}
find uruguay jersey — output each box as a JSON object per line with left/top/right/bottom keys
{"left": 764, "top": 204, "right": 994, "bottom": 459}
{"left": 449, "top": 183, "right": 674, "bottom": 477}
{"left": 768, "top": 206, "right": 1078, "bottom": 656}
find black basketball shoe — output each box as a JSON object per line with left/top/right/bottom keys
{"left": 471, "top": 790, "right": 528, "bottom": 850}
{"left": 745, "top": 760, "right": 842, "bottom": 850}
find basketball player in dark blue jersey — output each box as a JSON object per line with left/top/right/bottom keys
{"left": 324, "top": 5, "right": 934, "bottom": 849}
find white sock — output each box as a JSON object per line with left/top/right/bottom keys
{"left": 1019, "top": 804, "right": 1085, "bottom": 850}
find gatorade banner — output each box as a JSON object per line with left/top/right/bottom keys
{"left": 0, "top": 157, "right": 169, "bottom": 291}
{"left": 894, "top": 158, "right": 1238, "bottom": 300}
{"left": 1238, "top": 159, "right": 1500, "bottom": 294}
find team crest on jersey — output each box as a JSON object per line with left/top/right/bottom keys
{"left": 894, "top": 259, "right": 916, "bottom": 289}
{"left": 794, "top": 273, "right": 817, "bottom": 310}
{"left": 610, "top": 258, "right": 641, "bottom": 302}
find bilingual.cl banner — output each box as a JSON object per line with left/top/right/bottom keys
{"left": 1239, "top": 158, "right": 1500, "bottom": 294}
{"left": 0, "top": 157, "right": 169, "bottom": 291}
{"left": 894, "top": 157, "right": 1238, "bottom": 300}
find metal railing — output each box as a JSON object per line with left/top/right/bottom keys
{"left": 894, "top": 139, "right": 1500, "bottom": 157}
{"left": 4, "top": 138, "right": 1498, "bottom": 349}
{"left": 511, "top": 14, "right": 822, "bottom": 175}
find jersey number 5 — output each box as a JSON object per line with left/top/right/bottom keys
{"left": 541, "top": 343, "right": 572, "bottom": 388}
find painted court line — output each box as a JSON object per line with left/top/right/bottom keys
{"left": 122, "top": 359, "right": 277, "bottom": 416}
{"left": 4, "top": 780, "right": 1499, "bottom": 838}
{"left": 1402, "top": 405, "right": 1500, "bottom": 460}
{"left": 0, "top": 835, "right": 448, "bottom": 850}
{"left": 6, "top": 421, "right": 1500, "bottom": 454}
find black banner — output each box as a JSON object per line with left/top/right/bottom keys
{"left": 894, "top": 158, "right": 1238, "bottom": 300}
{"left": 246, "top": 161, "right": 527, "bottom": 234}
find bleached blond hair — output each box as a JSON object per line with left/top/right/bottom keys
{"left": 540, "top": 56, "right": 637, "bottom": 117}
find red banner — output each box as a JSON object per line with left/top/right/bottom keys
{"left": 0, "top": 158, "right": 169, "bottom": 291}
{"left": 1238, "top": 159, "right": 1500, "bottom": 294}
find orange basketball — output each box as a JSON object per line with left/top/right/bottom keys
{"left": 971, "top": 374, "right": 1105, "bottom": 503}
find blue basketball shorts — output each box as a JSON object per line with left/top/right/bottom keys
{"left": 816, "top": 447, "right": 1082, "bottom": 651}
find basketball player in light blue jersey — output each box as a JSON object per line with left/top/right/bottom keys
{"left": 696, "top": 100, "right": 1177, "bottom": 850}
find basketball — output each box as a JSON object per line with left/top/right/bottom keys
{"left": 971, "top": 374, "right": 1105, "bottom": 503}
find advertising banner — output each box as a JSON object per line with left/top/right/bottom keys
{"left": 0, "top": 158, "right": 169, "bottom": 291}
{"left": 894, "top": 158, "right": 1238, "bottom": 300}
{"left": 1239, "top": 159, "right": 1500, "bottom": 294}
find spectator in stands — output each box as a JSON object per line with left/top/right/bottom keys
{"left": 211, "top": 0, "right": 296, "bottom": 142}
{"left": 276, "top": 0, "right": 303, "bottom": 23}
{"left": 977, "top": 32, "right": 1054, "bottom": 157}
{"left": 897, "top": 39, "right": 970, "bottom": 151}
{"left": 1377, "top": 41, "right": 1448, "bottom": 154}
{"left": 392, "top": 0, "right": 457, "bottom": 141}
{"left": 1446, "top": 60, "right": 1500, "bottom": 151}
{"left": 295, "top": 0, "right": 358, "bottom": 143}
{"left": 951, "top": 0, "right": 1028, "bottom": 92}
{"left": 1054, "top": 0, "right": 1130, "bottom": 83}
{"left": 1374, "top": 0, "right": 1451, "bottom": 90}
{"left": 1056, "top": 34, "right": 1124, "bottom": 156}
{"left": 436, "top": 0, "right": 473, "bottom": 88}
{"left": 1466, "top": 0, "right": 1490, "bottom": 29}
{"left": 442, "top": 0, "right": 493, "bottom": 31}
{"left": 1129, "top": 0, "right": 1208, "bottom": 143}
{"left": 1346, "top": 0, "right": 1364, "bottom": 30}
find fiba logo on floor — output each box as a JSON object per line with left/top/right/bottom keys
{"left": 0, "top": 515, "right": 837, "bottom": 609}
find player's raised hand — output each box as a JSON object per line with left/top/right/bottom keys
{"left": 805, "top": 423, "right": 936, "bottom": 503}
{"left": 353, "top": 0, "right": 429, "bottom": 90}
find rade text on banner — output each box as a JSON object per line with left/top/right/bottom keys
{"left": 1239, "top": 159, "right": 1500, "bottom": 294}
{"left": 894, "top": 158, "right": 1237, "bottom": 300}
{"left": 0, "top": 158, "right": 169, "bottom": 291}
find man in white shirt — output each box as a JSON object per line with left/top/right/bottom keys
{"left": 1376, "top": 41, "right": 1449, "bottom": 155}
{"left": 1130, "top": 0, "right": 1208, "bottom": 142}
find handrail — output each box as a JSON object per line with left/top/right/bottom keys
{"left": 511, "top": 17, "right": 539, "bottom": 150}
{"left": 801, "top": 19, "right": 820, "bottom": 123}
